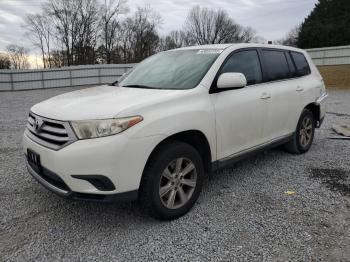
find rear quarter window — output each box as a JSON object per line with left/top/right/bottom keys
{"left": 291, "top": 52, "right": 311, "bottom": 77}
{"left": 261, "top": 50, "right": 290, "bottom": 82}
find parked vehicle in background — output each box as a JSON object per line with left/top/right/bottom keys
{"left": 23, "top": 44, "right": 327, "bottom": 220}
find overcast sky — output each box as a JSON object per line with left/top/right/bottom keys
{"left": 0, "top": 0, "right": 318, "bottom": 53}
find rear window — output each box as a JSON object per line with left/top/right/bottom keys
{"left": 291, "top": 52, "right": 311, "bottom": 76}
{"left": 261, "top": 50, "right": 290, "bottom": 81}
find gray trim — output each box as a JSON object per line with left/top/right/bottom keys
{"left": 213, "top": 133, "right": 293, "bottom": 170}
{"left": 26, "top": 159, "right": 138, "bottom": 202}
{"left": 26, "top": 161, "right": 70, "bottom": 197}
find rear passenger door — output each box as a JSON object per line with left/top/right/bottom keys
{"left": 259, "top": 49, "right": 301, "bottom": 141}
{"left": 290, "top": 51, "right": 317, "bottom": 115}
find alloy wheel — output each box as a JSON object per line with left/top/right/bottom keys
{"left": 158, "top": 157, "right": 197, "bottom": 209}
{"left": 299, "top": 116, "right": 313, "bottom": 147}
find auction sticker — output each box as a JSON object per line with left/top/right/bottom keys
{"left": 197, "top": 49, "right": 224, "bottom": 54}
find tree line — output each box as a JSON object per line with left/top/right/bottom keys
{"left": 1, "top": 0, "right": 347, "bottom": 70}
{"left": 279, "top": 0, "right": 350, "bottom": 48}
{"left": 0, "top": 45, "right": 30, "bottom": 70}
{"left": 0, "top": 0, "right": 256, "bottom": 69}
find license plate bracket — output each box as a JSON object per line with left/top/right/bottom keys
{"left": 27, "top": 149, "right": 42, "bottom": 173}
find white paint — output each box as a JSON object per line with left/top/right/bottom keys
{"left": 23, "top": 43, "right": 327, "bottom": 196}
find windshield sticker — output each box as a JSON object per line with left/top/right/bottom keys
{"left": 197, "top": 49, "right": 223, "bottom": 55}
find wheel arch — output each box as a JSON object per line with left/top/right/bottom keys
{"left": 304, "top": 103, "right": 321, "bottom": 127}
{"left": 144, "top": 130, "right": 212, "bottom": 175}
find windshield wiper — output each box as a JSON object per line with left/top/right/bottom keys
{"left": 122, "top": 84, "right": 157, "bottom": 89}
{"left": 110, "top": 80, "right": 119, "bottom": 86}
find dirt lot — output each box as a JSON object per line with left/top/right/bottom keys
{"left": 318, "top": 65, "right": 350, "bottom": 89}
{"left": 0, "top": 87, "right": 350, "bottom": 261}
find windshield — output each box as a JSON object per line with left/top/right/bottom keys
{"left": 119, "top": 49, "right": 222, "bottom": 90}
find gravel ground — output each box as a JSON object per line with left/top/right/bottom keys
{"left": 1, "top": 87, "right": 349, "bottom": 262}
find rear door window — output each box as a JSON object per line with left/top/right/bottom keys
{"left": 220, "top": 50, "right": 262, "bottom": 85}
{"left": 285, "top": 52, "right": 297, "bottom": 77}
{"left": 291, "top": 52, "right": 311, "bottom": 76}
{"left": 261, "top": 50, "right": 290, "bottom": 82}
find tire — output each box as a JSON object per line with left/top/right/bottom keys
{"left": 139, "top": 141, "right": 204, "bottom": 220}
{"left": 284, "top": 109, "right": 315, "bottom": 154}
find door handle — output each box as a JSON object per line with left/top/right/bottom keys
{"left": 296, "top": 86, "right": 304, "bottom": 92}
{"left": 260, "top": 93, "right": 271, "bottom": 100}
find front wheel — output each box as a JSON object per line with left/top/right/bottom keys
{"left": 139, "top": 141, "right": 204, "bottom": 220}
{"left": 284, "top": 109, "right": 315, "bottom": 154}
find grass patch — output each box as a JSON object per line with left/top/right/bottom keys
{"left": 318, "top": 65, "right": 350, "bottom": 89}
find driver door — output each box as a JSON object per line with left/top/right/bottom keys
{"left": 210, "top": 49, "right": 269, "bottom": 160}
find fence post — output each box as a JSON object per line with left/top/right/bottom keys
{"left": 41, "top": 70, "right": 45, "bottom": 89}
{"left": 98, "top": 67, "right": 102, "bottom": 84}
{"left": 10, "top": 72, "right": 14, "bottom": 91}
{"left": 69, "top": 69, "right": 73, "bottom": 87}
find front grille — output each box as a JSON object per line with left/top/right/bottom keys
{"left": 25, "top": 112, "right": 77, "bottom": 150}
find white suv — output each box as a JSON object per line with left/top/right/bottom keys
{"left": 23, "top": 44, "right": 327, "bottom": 220}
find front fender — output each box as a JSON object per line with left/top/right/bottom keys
{"left": 119, "top": 89, "right": 217, "bottom": 161}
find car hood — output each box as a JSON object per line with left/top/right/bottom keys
{"left": 31, "top": 85, "right": 184, "bottom": 121}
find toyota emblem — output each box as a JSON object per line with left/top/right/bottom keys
{"left": 34, "top": 119, "right": 43, "bottom": 132}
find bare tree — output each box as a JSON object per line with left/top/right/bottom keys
{"left": 45, "top": 0, "right": 100, "bottom": 66}
{"left": 44, "top": 0, "right": 80, "bottom": 66}
{"left": 48, "top": 50, "right": 66, "bottom": 68}
{"left": 25, "top": 14, "right": 52, "bottom": 68}
{"left": 251, "top": 35, "right": 267, "bottom": 44}
{"left": 6, "top": 45, "right": 30, "bottom": 69}
{"left": 74, "top": 0, "right": 100, "bottom": 64}
{"left": 183, "top": 6, "right": 256, "bottom": 45}
{"left": 100, "top": 0, "right": 128, "bottom": 63}
{"left": 239, "top": 26, "right": 256, "bottom": 43}
{"left": 132, "top": 6, "right": 161, "bottom": 62}
{"left": 168, "top": 30, "right": 187, "bottom": 47}
{"left": 116, "top": 17, "right": 136, "bottom": 62}
{"left": 23, "top": 1, "right": 260, "bottom": 67}
{"left": 114, "top": 6, "right": 161, "bottom": 63}
{"left": 0, "top": 53, "right": 11, "bottom": 69}
{"left": 158, "top": 36, "right": 177, "bottom": 52}
{"left": 278, "top": 25, "right": 301, "bottom": 47}
{"left": 159, "top": 30, "right": 189, "bottom": 51}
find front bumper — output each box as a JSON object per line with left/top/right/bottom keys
{"left": 316, "top": 92, "right": 328, "bottom": 127}
{"left": 316, "top": 93, "right": 328, "bottom": 119}
{"left": 26, "top": 160, "right": 138, "bottom": 202}
{"left": 23, "top": 131, "right": 164, "bottom": 197}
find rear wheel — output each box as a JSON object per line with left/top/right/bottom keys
{"left": 284, "top": 109, "right": 315, "bottom": 154}
{"left": 139, "top": 141, "right": 204, "bottom": 220}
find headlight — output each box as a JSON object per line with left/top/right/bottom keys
{"left": 71, "top": 116, "right": 143, "bottom": 139}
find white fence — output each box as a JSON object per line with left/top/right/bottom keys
{"left": 306, "top": 45, "right": 350, "bottom": 66}
{"left": 0, "top": 64, "right": 135, "bottom": 91}
{"left": 1, "top": 45, "right": 350, "bottom": 91}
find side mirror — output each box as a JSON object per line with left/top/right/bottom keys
{"left": 217, "top": 73, "right": 247, "bottom": 89}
